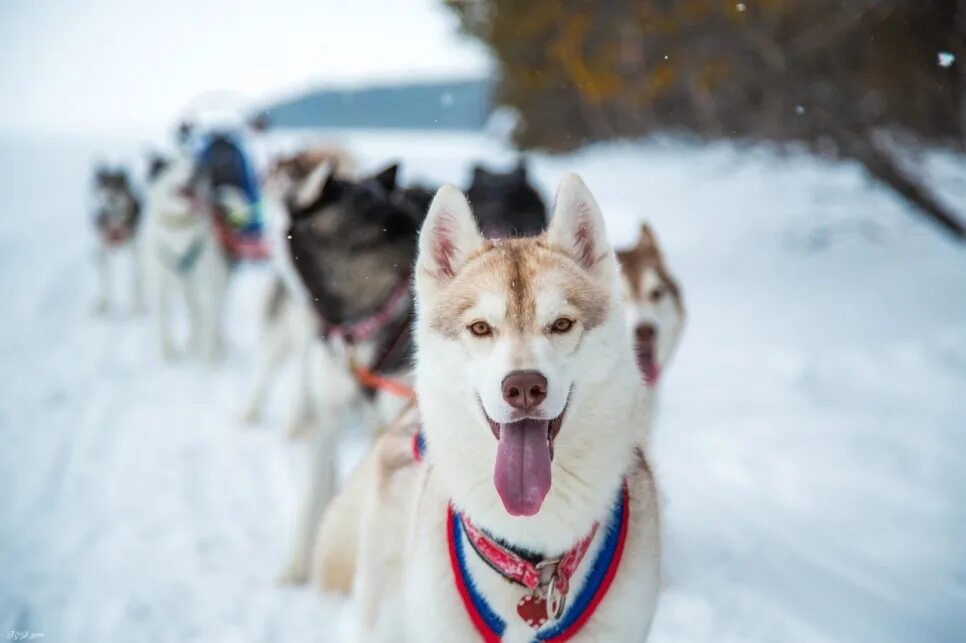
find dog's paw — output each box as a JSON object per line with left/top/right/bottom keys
{"left": 276, "top": 560, "right": 310, "bottom": 586}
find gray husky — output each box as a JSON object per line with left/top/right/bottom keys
{"left": 275, "top": 158, "right": 549, "bottom": 584}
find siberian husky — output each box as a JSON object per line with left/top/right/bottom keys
{"left": 142, "top": 154, "right": 230, "bottom": 361}
{"left": 466, "top": 159, "right": 546, "bottom": 237}
{"left": 275, "top": 161, "right": 427, "bottom": 584}
{"left": 319, "top": 175, "right": 661, "bottom": 642}
{"left": 617, "top": 224, "right": 685, "bottom": 445}
{"left": 90, "top": 165, "right": 143, "bottom": 313}
{"left": 276, "top": 159, "right": 551, "bottom": 585}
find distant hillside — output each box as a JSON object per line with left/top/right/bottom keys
{"left": 263, "top": 79, "right": 494, "bottom": 130}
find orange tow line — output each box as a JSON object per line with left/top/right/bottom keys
{"left": 352, "top": 363, "right": 415, "bottom": 399}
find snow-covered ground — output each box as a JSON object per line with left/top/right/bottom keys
{"left": 1, "top": 130, "right": 964, "bottom": 642}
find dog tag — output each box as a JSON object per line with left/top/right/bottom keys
{"left": 517, "top": 594, "right": 549, "bottom": 629}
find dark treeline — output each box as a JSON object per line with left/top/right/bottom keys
{"left": 447, "top": 0, "right": 966, "bottom": 239}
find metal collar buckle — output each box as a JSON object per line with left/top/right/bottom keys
{"left": 535, "top": 559, "right": 567, "bottom": 622}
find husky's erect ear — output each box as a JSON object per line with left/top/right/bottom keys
{"left": 290, "top": 159, "right": 335, "bottom": 215}
{"left": 94, "top": 162, "right": 111, "bottom": 183}
{"left": 638, "top": 222, "right": 657, "bottom": 249}
{"left": 372, "top": 163, "right": 399, "bottom": 193}
{"left": 546, "top": 173, "right": 610, "bottom": 271}
{"left": 146, "top": 153, "right": 170, "bottom": 183}
{"left": 471, "top": 164, "right": 490, "bottom": 183}
{"left": 418, "top": 185, "right": 484, "bottom": 280}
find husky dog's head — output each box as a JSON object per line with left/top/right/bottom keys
{"left": 616, "top": 224, "right": 685, "bottom": 386}
{"left": 144, "top": 153, "right": 201, "bottom": 229}
{"left": 146, "top": 153, "right": 171, "bottom": 184}
{"left": 415, "top": 175, "right": 639, "bottom": 543}
{"left": 466, "top": 159, "right": 546, "bottom": 238}
{"left": 92, "top": 165, "right": 139, "bottom": 235}
{"left": 285, "top": 162, "right": 423, "bottom": 324}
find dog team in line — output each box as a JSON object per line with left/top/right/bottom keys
{"left": 90, "top": 120, "right": 686, "bottom": 641}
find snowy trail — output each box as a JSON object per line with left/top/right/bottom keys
{"left": 1, "top": 131, "right": 964, "bottom": 642}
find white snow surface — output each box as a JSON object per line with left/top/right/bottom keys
{"left": 1, "top": 130, "right": 965, "bottom": 642}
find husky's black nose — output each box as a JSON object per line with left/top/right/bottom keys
{"left": 635, "top": 324, "right": 656, "bottom": 345}
{"left": 502, "top": 370, "right": 547, "bottom": 412}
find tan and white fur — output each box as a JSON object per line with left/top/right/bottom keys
{"left": 321, "top": 175, "right": 661, "bottom": 642}
{"left": 142, "top": 155, "right": 230, "bottom": 362}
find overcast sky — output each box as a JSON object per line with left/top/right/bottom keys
{"left": 0, "top": 0, "right": 491, "bottom": 136}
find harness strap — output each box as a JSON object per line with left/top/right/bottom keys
{"left": 352, "top": 362, "right": 415, "bottom": 399}
{"left": 411, "top": 430, "right": 426, "bottom": 462}
{"left": 342, "top": 285, "right": 415, "bottom": 400}
{"left": 321, "top": 277, "right": 412, "bottom": 343}
{"left": 157, "top": 235, "right": 206, "bottom": 275}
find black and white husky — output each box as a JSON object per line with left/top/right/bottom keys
{"left": 272, "top": 160, "right": 425, "bottom": 583}
{"left": 274, "top": 158, "right": 549, "bottom": 584}
{"left": 90, "top": 165, "right": 143, "bottom": 313}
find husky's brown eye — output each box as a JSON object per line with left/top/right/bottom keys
{"left": 550, "top": 317, "right": 575, "bottom": 334}
{"left": 468, "top": 321, "right": 492, "bottom": 337}
{"left": 649, "top": 286, "right": 666, "bottom": 303}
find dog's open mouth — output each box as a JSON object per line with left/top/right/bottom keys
{"left": 482, "top": 402, "right": 567, "bottom": 518}
{"left": 635, "top": 325, "right": 661, "bottom": 385}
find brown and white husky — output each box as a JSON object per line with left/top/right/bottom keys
{"left": 617, "top": 223, "right": 685, "bottom": 387}
{"left": 317, "top": 175, "right": 661, "bottom": 642}
{"left": 617, "top": 224, "right": 685, "bottom": 446}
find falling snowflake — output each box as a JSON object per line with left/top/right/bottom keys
{"left": 736, "top": 2, "right": 747, "bottom": 11}
{"left": 664, "top": 54, "right": 669, "bottom": 60}
{"left": 795, "top": 105, "right": 806, "bottom": 115}
{"left": 938, "top": 51, "right": 955, "bottom": 68}
{"left": 440, "top": 92, "right": 454, "bottom": 107}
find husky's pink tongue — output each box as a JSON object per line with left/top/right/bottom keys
{"left": 637, "top": 347, "right": 661, "bottom": 385}
{"left": 493, "top": 419, "right": 552, "bottom": 516}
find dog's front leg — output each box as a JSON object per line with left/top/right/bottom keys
{"left": 202, "top": 251, "right": 229, "bottom": 363}
{"left": 156, "top": 273, "right": 175, "bottom": 360}
{"left": 278, "top": 340, "right": 357, "bottom": 584}
{"left": 185, "top": 278, "right": 204, "bottom": 358}
{"left": 131, "top": 239, "right": 146, "bottom": 314}
{"left": 239, "top": 294, "right": 292, "bottom": 424}
{"left": 284, "top": 308, "right": 316, "bottom": 439}
{"left": 92, "top": 244, "right": 109, "bottom": 314}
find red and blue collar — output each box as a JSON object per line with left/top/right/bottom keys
{"left": 447, "top": 482, "right": 630, "bottom": 642}
{"left": 412, "top": 430, "right": 630, "bottom": 641}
